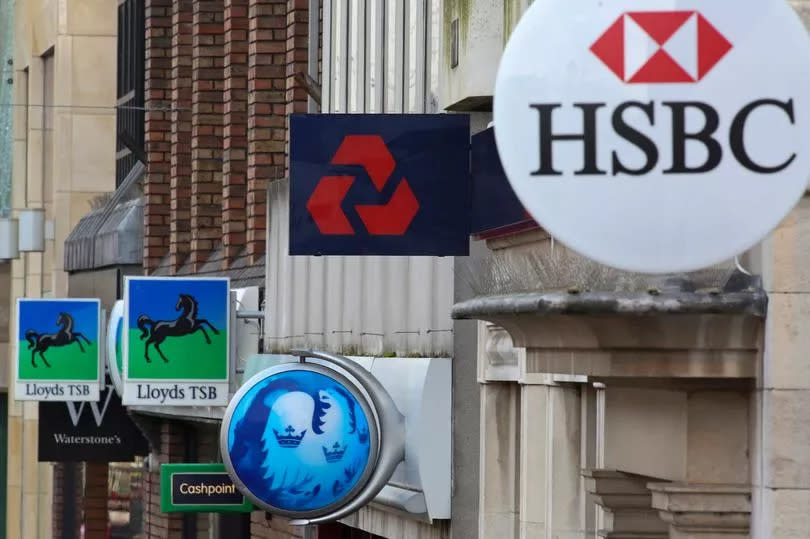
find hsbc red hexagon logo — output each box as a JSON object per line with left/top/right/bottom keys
{"left": 591, "top": 11, "right": 732, "bottom": 83}
{"left": 306, "top": 135, "right": 420, "bottom": 236}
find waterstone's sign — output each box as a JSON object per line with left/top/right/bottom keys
{"left": 494, "top": 1, "right": 810, "bottom": 273}
{"left": 38, "top": 382, "right": 149, "bottom": 462}
{"left": 160, "top": 464, "right": 252, "bottom": 513}
{"left": 15, "top": 298, "right": 102, "bottom": 401}
{"left": 122, "top": 277, "right": 230, "bottom": 406}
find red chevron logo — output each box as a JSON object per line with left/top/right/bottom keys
{"left": 591, "top": 11, "right": 732, "bottom": 83}
{"left": 306, "top": 135, "right": 420, "bottom": 236}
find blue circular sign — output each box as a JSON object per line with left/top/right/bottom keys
{"left": 221, "top": 364, "right": 378, "bottom": 517}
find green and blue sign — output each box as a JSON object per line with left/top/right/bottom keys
{"left": 123, "top": 277, "right": 230, "bottom": 406}
{"left": 15, "top": 298, "right": 102, "bottom": 402}
{"left": 221, "top": 364, "right": 378, "bottom": 519}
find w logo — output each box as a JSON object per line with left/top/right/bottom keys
{"left": 66, "top": 386, "right": 114, "bottom": 427}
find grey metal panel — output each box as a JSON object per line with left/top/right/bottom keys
{"left": 266, "top": 181, "right": 453, "bottom": 357}
{"left": 331, "top": 0, "right": 349, "bottom": 112}
{"left": 403, "top": 0, "right": 426, "bottom": 113}
{"left": 348, "top": 0, "right": 366, "bottom": 112}
{"left": 323, "top": 0, "right": 333, "bottom": 112}
{"left": 323, "top": 0, "right": 441, "bottom": 114}
{"left": 385, "top": 0, "right": 406, "bottom": 112}
{"left": 366, "top": 0, "right": 385, "bottom": 112}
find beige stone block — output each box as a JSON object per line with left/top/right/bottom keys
{"left": 6, "top": 416, "right": 22, "bottom": 487}
{"left": 762, "top": 292, "right": 810, "bottom": 389}
{"left": 759, "top": 488, "right": 810, "bottom": 538}
{"left": 70, "top": 114, "right": 116, "bottom": 192}
{"left": 68, "top": 192, "right": 96, "bottom": 233}
{"left": 21, "top": 493, "right": 39, "bottom": 538}
{"left": 762, "top": 389, "right": 810, "bottom": 488}
{"left": 758, "top": 196, "right": 810, "bottom": 293}
{"left": 25, "top": 130, "right": 44, "bottom": 205}
{"left": 31, "top": 0, "right": 57, "bottom": 56}
{"left": 65, "top": 0, "right": 116, "bottom": 35}
{"left": 12, "top": 140, "right": 28, "bottom": 207}
{"left": 605, "top": 388, "right": 687, "bottom": 481}
{"left": 22, "top": 423, "right": 39, "bottom": 490}
{"left": 5, "top": 483, "right": 20, "bottom": 539}
{"left": 480, "top": 384, "right": 519, "bottom": 535}
{"left": 549, "top": 386, "right": 584, "bottom": 532}
{"left": 23, "top": 400, "right": 38, "bottom": 421}
{"left": 55, "top": 38, "right": 74, "bottom": 121}
{"left": 52, "top": 270, "right": 68, "bottom": 297}
{"left": 70, "top": 35, "right": 116, "bottom": 109}
{"left": 686, "top": 391, "right": 749, "bottom": 484}
{"left": 520, "top": 385, "right": 549, "bottom": 527}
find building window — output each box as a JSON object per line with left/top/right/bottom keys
{"left": 116, "top": 0, "right": 145, "bottom": 187}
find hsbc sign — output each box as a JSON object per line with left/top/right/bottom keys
{"left": 591, "top": 12, "right": 732, "bottom": 84}
{"left": 494, "top": 1, "right": 810, "bottom": 273}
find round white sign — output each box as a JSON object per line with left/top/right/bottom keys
{"left": 494, "top": 0, "right": 810, "bottom": 273}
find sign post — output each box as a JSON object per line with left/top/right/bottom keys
{"left": 106, "top": 300, "right": 125, "bottom": 397}
{"left": 15, "top": 298, "right": 102, "bottom": 401}
{"left": 122, "top": 277, "right": 230, "bottom": 406}
{"left": 494, "top": 0, "right": 810, "bottom": 273}
{"left": 160, "top": 464, "right": 252, "bottom": 513}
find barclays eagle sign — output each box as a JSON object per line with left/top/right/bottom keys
{"left": 220, "top": 351, "right": 406, "bottom": 525}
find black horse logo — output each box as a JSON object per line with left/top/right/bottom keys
{"left": 25, "top": 312, "right": 92, "bottom": 368}
{"left": 137, "top": 293, "right": 220, "bottom": 363}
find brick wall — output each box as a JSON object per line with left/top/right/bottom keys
{"left": 144, "top": 0, "right": 291, "bottom": 272}
{"left": 143, "top": 422, "right": 186, "bottom": 538}
{"left": 223, "top": 0, "right": 250, "bottom": 267}
{"left": 170, "top": 0, "right": 193, "bottom": 273}
{"left": 52, "top": 463, "right": 83, "bottom": 539}
{"left": 250, "top": 512, "right": 305, "bottom": 539}
{"left": 190, "top": 0, "right": 226, "bottom": 272}
{"left": 285, "top": 0, "right": 309, "bottom": 155}
{"left": 84, "top": 463, "right": 110, "bottom": 539}
{"left": 143, "top": 0, "right": 173, "bottom": 272}
{"left": 247, "top": 0, "right": 286, "bottom": 265}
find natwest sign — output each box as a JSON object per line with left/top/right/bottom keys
{"left": 290, "top": 114, "right": 470, "bottom": 256}
{"left": 495, "top": 1, "right": 810, "bottom": 273}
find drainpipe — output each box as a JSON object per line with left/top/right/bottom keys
{"left": 308, "top": 0, "right": 319, "bottom": 113}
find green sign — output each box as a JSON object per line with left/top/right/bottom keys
{"left": 160, "top": 464, "right": 252, "bottom": 513}
{"left": 122, "top": 277, "right": 230, "bottom": 406}
{"left": 15, "top": 298, "right": 102, "bottom": 402}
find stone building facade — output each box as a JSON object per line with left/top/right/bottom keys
{"left": 6, "top": 1, "right": 118, "bottom": 537}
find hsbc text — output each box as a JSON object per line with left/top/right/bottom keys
{"left": 530, "top": 99, "right": 796, "bottom": 176}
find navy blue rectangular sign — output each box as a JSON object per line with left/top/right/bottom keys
{"left": 470, "top": 127, "right": 535, "bottom": 237}
{"left": 290, "top": 114, "right": 471, "bottom": 256}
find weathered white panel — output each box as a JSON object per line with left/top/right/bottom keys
{"left": 322, "top": 0, "right": 332, "bottom": 112}
{"left": 366, "top": 0, "right": 385, "bottom": 112}
{"left": 348, "top": 0, "right": 366, "bottom": 112}
{"left": 404, "top": 0, "right": 427, "bottom": 112}
{"left": 323, "top": 0, "right": 439, "bottom": 113}
{"left": 266, "top": 182, "right": 453, "bottom": 357}
{"left": 331, "top": 0, "right": 349, "bottom": 111}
